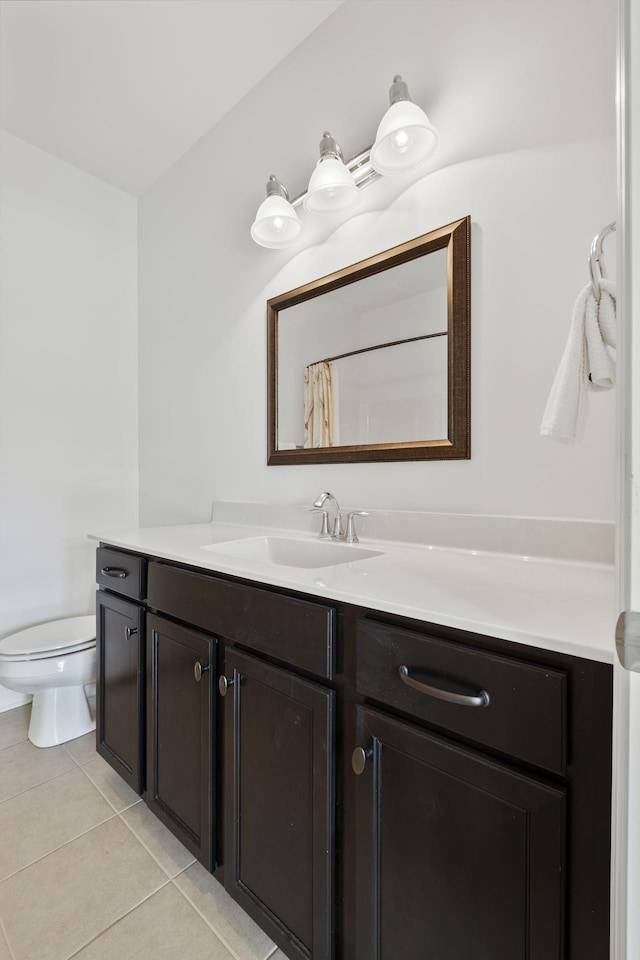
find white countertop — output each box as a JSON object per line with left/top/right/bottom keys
{"left": 90, "top": 519, "right": 616, "bottom": 664}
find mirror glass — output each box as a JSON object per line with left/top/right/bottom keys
{"left": 268, "top": 217, "right": 470, "bottom": 464}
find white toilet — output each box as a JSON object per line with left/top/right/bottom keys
{"left": 0, "top": 615, "right": 97, "bottom": 748}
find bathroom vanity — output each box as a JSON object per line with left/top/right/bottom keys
{"left": 94, "top": 517, "right": 613, "bottom": 960}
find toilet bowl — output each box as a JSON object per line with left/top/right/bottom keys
{"left": 0, "top": 615, "right": 97, "bottom": 748}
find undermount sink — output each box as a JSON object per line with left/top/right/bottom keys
{"left": 202, "top": 536, "right": 384, "bottom": 569}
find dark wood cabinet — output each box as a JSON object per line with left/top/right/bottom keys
{"left": 355, "top": 619, "right": 568, "bottom": 775}
{"left": 147, "top": 561, "right": 337, "bottom": 678}
{"left": 223, "top": 647, "right": 335, "bottom": 960}
{"left": 145, "top": 614, "right": 216, "bottom": 870}
{"left": 353, "top": 704, "right": 566, "bottom": 960}
{"left": 96, "top": 590, "right": 145, "bottom": 793}
{"left": 96, "top": 545, "right": 612, "bottom": 960}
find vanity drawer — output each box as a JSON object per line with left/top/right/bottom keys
{"left": 356, "top": 619, "right": 567, "bottom": 775}
{"left": 147, "top": 562, "right": 337, "bottom": 679}
{"left": 96, "top": 547, "right": 146, "bottom": 602}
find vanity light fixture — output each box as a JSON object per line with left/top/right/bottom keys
{"left": 370, "top": 75, "right": 439, "bottom": 176}
{"left": 251, "top": 74, "right": 438, "bottom": 248}
{"left": 251, "top": 176, "right": 303, "bottom": 249}
{"left": 303, "top": 132, "right": 360, "bottom": 215}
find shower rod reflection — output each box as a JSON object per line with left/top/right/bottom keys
{"left": 310, "top": 330, "right": 447, "bottom": 368}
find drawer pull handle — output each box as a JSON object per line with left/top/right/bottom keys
{"left": 399, "top": 665, "right": 490, "bottom": 708}
{"left": 101, "top": 566, "right": 128, "bottom": 579}
{"left": 124, "top": 626, "right": 138, "bottom": 641}
{"left": 218, "top": 675, "right": 234, "bottom": 696}
{"left": 194, "top": 662, "right": 210, "bottom": 682}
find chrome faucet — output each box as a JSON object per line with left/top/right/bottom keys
{"left": 312, "top": 493, "right": 369, "bottom": 543}
{"left": 312, "top": 492, "right": 343, "bottom": 540}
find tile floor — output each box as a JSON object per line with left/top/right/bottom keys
{"left": 0, "top": 705, "right": 285, "bottom": 960}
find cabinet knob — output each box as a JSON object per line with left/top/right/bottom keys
{"left": 218, "top": 675, "right": 234, "bottom": 697}
{"left": 124, "top": 626, "right": 138, "bottom": 641}
{"left": 352, "top": 746, "right": 371, "bottom": 776}
{"left": 194, "top": 661, "right": 210, "bottom": 682}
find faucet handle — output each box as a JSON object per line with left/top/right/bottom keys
{"left": 310, "top": 507, "right": 331, "bottom": 539}
{"left": 345, "top": 511, "right": 369, "bottom": 544}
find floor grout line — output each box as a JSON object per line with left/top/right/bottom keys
{"left": 0, "top": 810, "right": 119, "bottom": 886}
{"left": 0, "top": 912, "right": 16, "bottom": 960}
{"left": 0, "top": 734, "right": 29, "bottom": 755}
{"left": 0, "top": 755, "right": 102, "bottom": 807}
{"left": 77, "top": 759, "right": 143, "bottom": 814}
{"left": 170, "top": 876, "right": 276, "bottom": 960}
{"left": 63, "top": 878, "right": 173, "bottom": 960}
{"left": 62, "top": 743, "right": 96, "bottom": 767}
{"left": 117, "top": 809, "right": 197, "bottom": 880}
{"left": 0, "top": 756, "right": 84, "bottom": 807}
{"left": 0, "top": 742, "right": 27, "bottom": 755}
{"left": 169, "top": 879, "right": 245, "bottom": 960}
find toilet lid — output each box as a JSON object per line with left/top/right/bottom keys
{"left": 0, "top": 615, "right": 96, "bottom": 660}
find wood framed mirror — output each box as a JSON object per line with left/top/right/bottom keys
{"left": 267, "top": 216, "right": 470, "bottom": 465}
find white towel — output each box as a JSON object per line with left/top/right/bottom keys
{"left": 540, "top": 279, "right": 616, "bottom": 443}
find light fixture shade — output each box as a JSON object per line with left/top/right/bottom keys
{"left": 303, "top": 133, "right": 360, "bottom": 215}
{"left": 303, "top": 158, "right": 360, "bottom": 214}
{"left": 371, "top": 85, "right": 438, "bottom": 176}
{"left": 251, "top": 180, "right": 302, "bottom": 248}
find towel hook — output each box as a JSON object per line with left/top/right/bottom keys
{"left": 589, "top": 221, "right": 616, "bottom": 301}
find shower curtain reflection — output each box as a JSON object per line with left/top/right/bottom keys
{"left": 303, "top": 361, "right": 339, "bottom": 448}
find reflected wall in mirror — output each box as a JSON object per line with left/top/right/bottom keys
{"left": 268, "top": 216, "right": 470, "bottom": 464}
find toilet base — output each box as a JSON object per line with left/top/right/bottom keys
{"left": 29, "top": 684, "right": 95, "bottom": 748}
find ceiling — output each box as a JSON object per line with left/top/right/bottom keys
{"left": 0, "top": 0, "right": 344, "bottom": 196}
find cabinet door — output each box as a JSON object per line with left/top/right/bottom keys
{"left": 96, "top": 590, "right": 144, "bottom": 793}
{"left": 146, "top": 614, "right": 215, "bottom": 870}
{"left": 353, "top": 705, "right": 566, "bottom": 960}
{"left": 223, "top": 648, "right": 335, "bottom": 960}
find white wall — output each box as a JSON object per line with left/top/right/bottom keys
{"left": 0, "top": 131, "right": 139, "bottom": 709}
{"left": 138, "top": 0, "right": 617, "bottom": 526}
